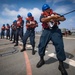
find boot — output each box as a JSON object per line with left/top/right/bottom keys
{"left": 3, "top": 36, "right": 4, "bottom": 39}
{"left": 32, "top": 47, "right": 35, "bottom": 55}
{"left": 20, "top": 44, "right": 26, "bottom": 52}
{"left": 10, "top": 38, "right": 12, "bottom": 41}
{"left": 10, "top": 39, "right": 12, "bottom": 41}
{"left": 1, "top": 36, "right": 2, "bottom": 39}
{"left": 36, "top": 56, "right": 45, "bottom": 68}
{"left": 14, "top": 43, "right": 18, "bottom": 46}
{"left": 58, "top": 61, "right": 68, "bottom": 75}
{"left": 12, "top": 41, "right": 15, "bottom": 43}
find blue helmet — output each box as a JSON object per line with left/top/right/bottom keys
{"left": 7, "top": 23, "right": 9, "bottom": 25}
{"left": 27, "top": 12, "right": 32, "bottom": 17}
{"left": 13, "top": 20, "right": 17, "bottom": 23}
{"left": 17, "top": 15, "right": 21, "bottom": 18}
{"left": 42, "top": 4, "right": 50, "bottom": 11}
{"left": 3, "top": 24, "right": 5, "bottom": 26}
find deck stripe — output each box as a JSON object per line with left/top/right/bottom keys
{"left": 24, "top": 51, "right": 32, "bottom": 75}
{"left": 19, "top": 46, "right": 32, "bottom": 75}
{"left": 48, "top": 53, "right": 75, "bottom": 67}
{"left": 63, "top": 37, "right": 75, "bottom": 39}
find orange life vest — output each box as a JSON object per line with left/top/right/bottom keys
{"left": 41, "top": 9, "right": 55, "bottom": 17}
{"left": 11, "top": 24, "right": 16, "bottom": 30}
{"left": 6, "top": 26, "right": 10, "bottom": 30}
{"left": 17, "top": 17, "right": 23, "bottom": 27}
{"left": 1, "top": 26, "right": 5, "bottom": 30}
{"left": 41, "top": 9, "right": 60, "bottom": 28}
{"left": 26, "top": 17, "right": 38, "bottom": 29}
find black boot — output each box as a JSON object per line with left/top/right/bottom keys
{"left": 32, "top": 47, "right": 35, "bottom": 55}
{"left": 58, "top": 61, "right": 68, "bottom": 75}
{"left": 14, "top": 43, "right": 18, "bottom": 46}
{"left": 12, "top": 41, "right": 15, "bottom": 43}
{"left": 20, "top": 44, "right": 26, "bottom": 52}
{"left": 10, "top": 39, "right": 12, "bottom": 41}
{"left": 36, "top": 56, "right": 45, "bottom": 68}
{"left": 1, "top": 36, "right": 2, "bottom": 39}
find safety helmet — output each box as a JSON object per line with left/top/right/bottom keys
{"left": 13, "top": 20, "right": 17, "bottom": 23}
{"left": 17, "top": 15, "right": 21, "bottom": 18}
{"left": 42, "top": 4, "right": 50, "bottom": 11}
{"left": 3, "top": 24, "right": 5, "bottom": 26}
{"left": 7, "top": 23, "right": 9, "bottom": 25}
{"left": 27, "top": 12, "right": 32, "bottom": 17}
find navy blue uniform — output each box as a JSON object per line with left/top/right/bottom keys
{"left": 6, "top": 24, "right": 10, "bottom": 39}
{"left": 15, "top": 17, "right": 24, "bottom": 46}
{"left": 38, "top": 12, "right": 66, "bottom": 61}
{"left": 21, "top": 16, "right": 38, "bottom": 54}
{"left": 23, "top": 28, "right": 35, "bottom": 48}
{"left": 1, "top": 26, "right": 5, "bottom": 39}
{"left": 10, "top": 24, "right": 16, "bottom": 42}
{"left": 23, "top": 19, "right": 38, "bottom": 48}
{"left": 21, "top": 20, "right": 24, "bottom": 36}
{"left": 36, "top": 4, "right": 68, "bottom": 75}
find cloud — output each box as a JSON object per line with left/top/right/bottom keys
{"left": 53, "top": 0, "right": 64, "bottom": 4}
{"left": 59, "top": 16, "right": 75, "bottom": 29}
{"left": 1, "top": 7, "right": 42, "bottom": 31}
{"left": 68, "top": 16, "right": 75, "bottom": 24}
{"left": 69, "top": 0, "right": 75, "bottom": 3}
{"left": 3, "top": 4, "right": 16, "bottom": 9}
{"left": 54, "top": 6, "right": 69, "bottom": 14}
{"left": 0, "top": 17, "right": 16, "bottom": 26}
{"left": 46, "top": 0, "right": 64, "bottom": 4}
{"left": 0, "top": 17, "right": 13, "bottom": 32}
{"left": 1, "top": 3, "right": 75, "bottom": 32}
{"left": 2, "top": 8, "right": 17, "bottom": 17}
{"left": 2, "top": 7, "right": 41, "bottom": 19}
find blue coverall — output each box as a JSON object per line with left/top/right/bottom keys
{"left": 38, "top": 26, "right": 66, "bottom": 61}
{"left": 23, "top": 28, "right": 35, "bottom": 48}
{"left": 1, "top": 30, "right": 5, "bottom": 39}
{"left": 6, "top": 29, "right": 10, "bottom": 39}
{"left": 15, "top": 20, "right": 24, "bottom": 45}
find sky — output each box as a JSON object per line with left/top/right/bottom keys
{"left": 0, "top": 0, "right": 75, "bottom": 32}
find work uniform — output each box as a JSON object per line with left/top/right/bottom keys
{"left": 1, "top": 25, "right": 6, "bottom": 39}
{"left": 38, "top": 10, "right": 66, "bottom": 61}
{"left": 23, "top": 17, "right": 38, "bottom": 48}
{"left": 10, "top": 23, "right": 16, "bottom": 43}
{"left": 14, "top": 16, "right": 24, "bottom": 46}
{"left": 21, "top": 20, "right": 24, "bottom": 36}
{"left": 36, "top": 4, "right": 68, "bottom": 75}
{"left": 6, "top": 24, "right": 10, "bottom": 39}
{"left": 21, "top": 15, "right": 38, "bottom": 55}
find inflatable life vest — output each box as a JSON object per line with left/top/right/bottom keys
{"left": 11, "top": 24, "right": 16, "bottom": 30}
{"left": 41, "top": 9, "right": 60, "bottom": 28}
{"left": 1, "top": 26, "right": 5, "bottom": 30}
{"left": 41, "top": 9, "right": 55, "bottom": 17}
{"left": 17, "top": 17, "right": 23, "bottom": 27}
{"left": 26, "top": 17, "right": 38, "bottom": 29}
{"left": 6, "top": 26, "right": 10, "bottom": 30}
